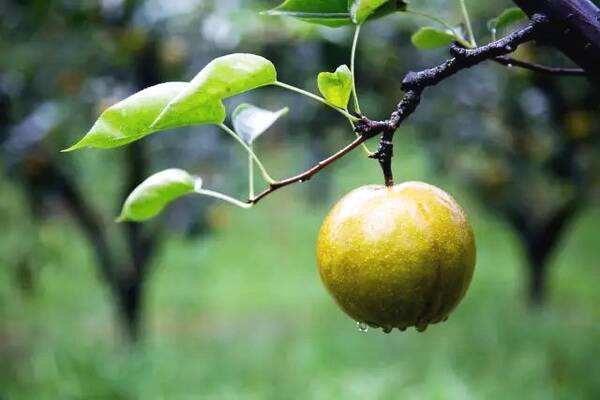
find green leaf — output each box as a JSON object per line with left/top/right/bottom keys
{"left": 118, "top": 168, "right": 200, "bottom": 222}
{"left": 349, "top": 0, "right": 407, "bottom": 24}
{"left": 64, "top": 83, "right": 225, "bottom": 151}
{"left": 264, "top": 0, "right": 351, "bottom": 27}
{"left": 264, "top": 0, "right": 407, "bottom": 27}
{"left": 490, "top": 7, "right": 527, "bottom": 32}
{"left": 153, "top": 54, "right": 277, "bottom": 130}
{"left": 232, "top": 104, "right": 289, "bottom": 144}
{"left": 411, "top": 27, "right": 457, "bottom": 50}
{"left": 317, "top": 65, "right": 353, "bottom": 109}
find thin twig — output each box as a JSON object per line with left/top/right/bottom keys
{"left": 494, "top": 56, "right": 587, "bottom": 76}
{"left": 249, "top": 135, "right": 370, "bottom": 204}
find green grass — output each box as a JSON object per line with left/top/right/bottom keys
{"left": 1, "top": 139, "right": 599, "bottom": 399}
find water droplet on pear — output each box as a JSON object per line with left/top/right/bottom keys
{"left": 357, "top": 321, "right": 369, "bottom": 333}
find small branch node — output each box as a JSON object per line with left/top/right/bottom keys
{"left": 401, "top": 71, "right": 420, "bottom": 90}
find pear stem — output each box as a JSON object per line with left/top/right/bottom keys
{"left": 369, "top": 129, "right": 394, "bottom": 187}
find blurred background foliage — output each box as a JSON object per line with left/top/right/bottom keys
{"left": 0, "top": 0, "right": 598, "bottom": 398}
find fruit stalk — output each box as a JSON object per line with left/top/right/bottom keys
{"left": 370, "top": 129, "right": 395, "bottom": 187}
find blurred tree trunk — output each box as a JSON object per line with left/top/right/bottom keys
{"left": 506, "top": 200, "right": 580, "bottom": 305}
{"left": 14, "top": 259, "right": 35, "bottom": 296}
{"left": 113, "top": 34, "right": 162, "bottom": 340}
{"left": 8, "top": 33, "right": 162, "bottom": 342}
{"left": 116, "top": 141, "right": 156, "bottom": 341}
{"left": 116, "top": 273, "right": 145, "bottom": 341}
{"left": 1, "top": 1, "right": 201, "bottom": 343}
{"left": 18, "top": 146, "right": 155, "bottom": 341}
{"left": 525, "top": 250, "right": 549, "bottom": 305}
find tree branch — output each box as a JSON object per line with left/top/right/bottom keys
{"left": 250, "top": 135, "right": 370, "bottom": 204}
{"left": 248, "top": 14, "right": 563, "bottom": 205}
{"left": 513, "top": 0, "right": 600, "bottom": 75}
{"left": 493, "top": 56, "right": 587, "bottom": 76}
{"left": 49, "top": 163, "right": 118, "bottom": 289}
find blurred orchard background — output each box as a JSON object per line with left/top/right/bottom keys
{"left": 0, "top": 0, "right": 598, "bottom": 398}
